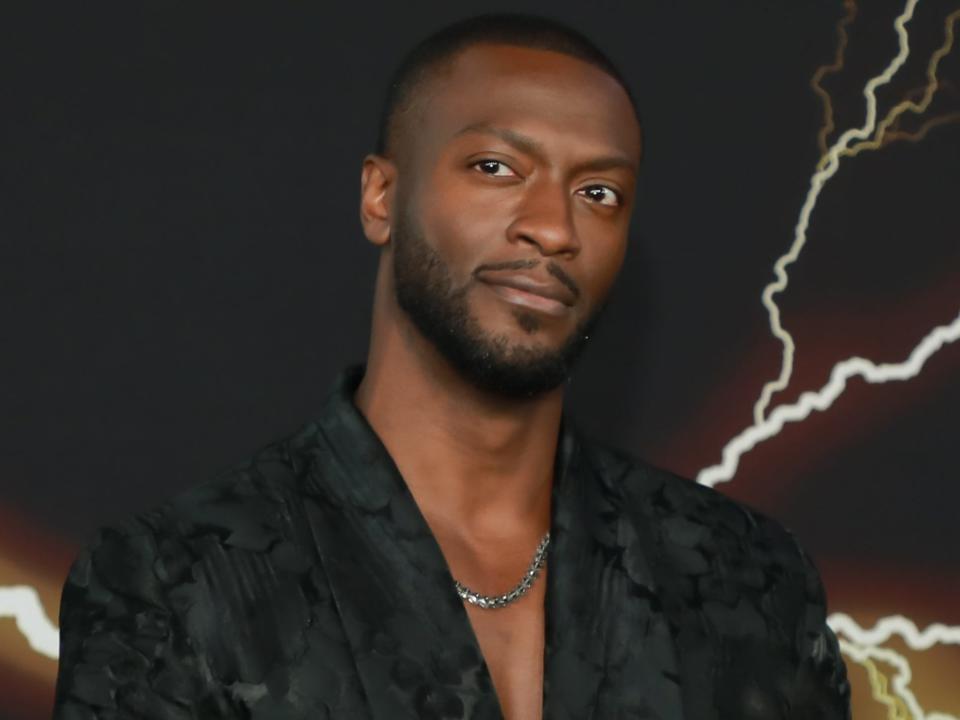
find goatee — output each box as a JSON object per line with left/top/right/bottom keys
{"left": 391, "top": 202, "right": 605, "bottom": 399}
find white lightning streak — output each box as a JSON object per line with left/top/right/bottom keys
{"left": 697, "top": 308, "right": 960, "bottom": 487}
{"left": 839, "top": 639, "right": 958, "bottom": 720}
{"left": 0, "top": 585, "right": 59, "bottom": 659}
{"left": 752, "top": 0, "right": 920, "bottom": 426}
{"left": 696, "top": 9, "right": 960, "bottom": 715}
{"left": 830, "top": 612, "right": 960, "bottom": 651}
{"left": 3, "top": 10, "right": 958, "bottom": 720}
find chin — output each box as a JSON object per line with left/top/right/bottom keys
{"left": 459, "top": 328, "right": 586, "bottom": 398}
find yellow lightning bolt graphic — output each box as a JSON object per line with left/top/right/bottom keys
{"left": 832, "top": 613, "right": 960, "bottom": 719}
{"left": 696, "top": 1, "right": 960, "bottom": 717}
{"left": 811, "top": 0, "right": 859, "bottom": 160}
{"left": 751, "top": 0, "right": 919, "bottom": 426}
{"left": 831, "top": 8, "right": 960, "bottom": 163}
{"left": 0, "top": 585, "right": 59, "bottom": 659}
{"left": 4, "top": 7, "right": 959, "bottom": 720}
{"left": 885, "top": 110, "right": 960, "bottom": 144}
{"left": 846, "top": 653, "right": 911, "bottom": 720}
{"left": 839, "top": 639, "right": 958, "bottom": 720}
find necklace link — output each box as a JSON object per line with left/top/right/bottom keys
{"left": 454, "top": 531, "right": 550, "bottom": 610}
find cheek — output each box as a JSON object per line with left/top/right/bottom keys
{"left": 577, "top": 229, "right": 628, "bottom": 302}
{"left": 419, "top": 175, "right": 509, "bottom": 273}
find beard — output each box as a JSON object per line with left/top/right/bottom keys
{"left": 391, "top": 202, "right": 607, "bottom": 399}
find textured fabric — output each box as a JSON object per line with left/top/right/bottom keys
{"left": 53, "top": 364, "right": 851, "bottom": 719}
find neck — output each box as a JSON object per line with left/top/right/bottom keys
{"left": 353, "top": 290, "right": 562, "bottom": 543}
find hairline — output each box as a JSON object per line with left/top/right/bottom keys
{"left": 377, "top": 33, "right": 643, "bottom": 163}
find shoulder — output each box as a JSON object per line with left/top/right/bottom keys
{"left": 578, "top": 434, "right": 788, "bottom": 534}
{"left": 576, "top": 435, "right": 851, "bottom": 717}
{"left": 99, "top": 419, "right": 323, "bottom": 554}
{"left": 576, "top": 433, "right": 820, "bottom": 591}
{"left": 60, "top": 418, "right": 329, "bottom": 632}
{"left": 55, "top": 421, "right": 332, "bottom": 715}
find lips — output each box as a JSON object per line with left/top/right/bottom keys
{"left": 476, "top": 271, "right": 576, "bottom": 314}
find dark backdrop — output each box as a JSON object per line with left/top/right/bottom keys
{"left": 2, "top": 1, "right": 958, "bottom": 718}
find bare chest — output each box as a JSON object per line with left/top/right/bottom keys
{"left": 464, "top": 577, "right": 546, "bottom": 720}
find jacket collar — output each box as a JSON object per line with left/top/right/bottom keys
{"left": 297, "top": 364, "right": 683, "bottom": 719}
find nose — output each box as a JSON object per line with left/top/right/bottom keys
{"left": 505, "top": 177, "right": 580, "bottom": 258}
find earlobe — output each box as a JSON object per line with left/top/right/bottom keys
{"left": 359, "top": 154, "right": 396, "bottom": 247}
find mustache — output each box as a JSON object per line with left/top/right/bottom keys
{"left": 473, "top": 259, "right": 581, "bottom": 300}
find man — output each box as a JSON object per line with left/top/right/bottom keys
{"left": 53, "top": 13, "right": 851, "bottom": 720}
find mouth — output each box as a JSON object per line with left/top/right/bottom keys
{"left": 474, "top": 270, "right": 576, "bottom": 317}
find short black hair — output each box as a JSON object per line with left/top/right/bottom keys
{"left": 374, "top": 13, "right": 641, "bottom": 159}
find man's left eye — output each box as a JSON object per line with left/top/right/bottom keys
{"left": 473, "top": 160, "right": 516, "bottom": 177}
{"left": 579, "top": 185, "right": 620, "bottom": 207}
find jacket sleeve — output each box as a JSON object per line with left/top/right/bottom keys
{"left": 786, "top": 545, "right": 852, "bottom": 720}
{"left": 53, "top": 517, "right": 235, "bottom": 719}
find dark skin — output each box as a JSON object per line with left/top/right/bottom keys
{"left": 354, "top": 43, "right": 642, "bottom": 720}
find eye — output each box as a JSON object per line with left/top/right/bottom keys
{"left": 472, "top": 159, "right": 517, "bottom": 177}
{"left": 579, "top": 185, "right": 621, "bottom": 207}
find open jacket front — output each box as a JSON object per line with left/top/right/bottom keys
{"left": 54, "top": 364, "right": 851, "bottom": 719}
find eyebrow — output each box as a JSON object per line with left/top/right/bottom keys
{"left": 452, "top": 122, "right": 637, "bottom": 176}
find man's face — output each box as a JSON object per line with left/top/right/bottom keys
{"left": 388, "top": 43, "right": 641, "bottom": 398}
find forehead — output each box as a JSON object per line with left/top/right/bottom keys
{"left": 411, "top": 43, "right": 641, "bottom": 165}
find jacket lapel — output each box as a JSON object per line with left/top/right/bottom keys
{"left": 294, "top": 365, "right": 685, "bottom": 719}
{"left": 543, "top": 429, "right": 685, "bottom": 719}
{"left": 299, "top": 365, "right": 503, "bottom": 720}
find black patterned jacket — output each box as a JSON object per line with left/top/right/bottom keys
{"left": 53, "top": 365, "right": 851, "bottom": 719}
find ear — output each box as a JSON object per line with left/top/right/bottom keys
{"left": 359, "top": 154, "right": 397, "bottom": 247}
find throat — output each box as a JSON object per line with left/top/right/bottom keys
{"left": 429, "top": 523, "right": 550, "bottom": 720}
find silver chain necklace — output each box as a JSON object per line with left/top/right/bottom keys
{"left": 454, "top": 531, "right": 550, "bottom": 609}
